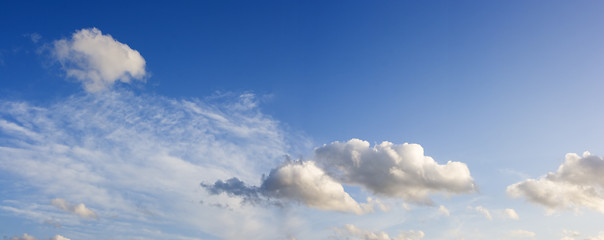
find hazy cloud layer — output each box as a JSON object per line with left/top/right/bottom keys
{"left": 314, "top": 139, "right": 476, "bottom": 204}
{"left": 51, "top": 198, "right": 97, "bottom": 219}
{"left": 507, "top": 152, "right": 604, "bottom": 213}
{"left": 52, "top": 28, "right": 146, "bottom": 92}
{"left": 0, "top": 91, "right": 296, "bottom": 239}
{"left": 333, "top": 224, "right": 424, "bottom": 240}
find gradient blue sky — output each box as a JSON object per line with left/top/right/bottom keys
{"left": 1, "top": 1, "right": 604, "bottom": 240}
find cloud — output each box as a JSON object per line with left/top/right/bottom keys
{"left": 561, "top": 230, "right": 581, "bottom": 240}
{"left": 507, "top": 152, "right": 604, "bottom": 213}
{"left": 0, "top": 91, "right": 296, "bottom": 239}
{"left": 504, "top": 208, "right": 519, "bottom": 220}
{"left": 439, "top": 205, "right": 450, "bottom": 216}
{"left": 51, "top": 198, "right": 98, "bottom": 219}
{"left": 50, "top": 235, "right": 70, "bottom": 240}
{"left": 472, "top": 206, "right": 492, "bottom": 221}
{"left": 507, "top": 230, "right": 535, "bottom": 238}
{"left": 314, "top": 139, "right": 476, "bottom": 204}
{"left": 333, "top": 224, "right": 424, "bottom": 240}
{"left": 51, "top": 28, "right": 146, "bottom": 92}
{"left": 202, "top": 161, "right": 366, "bottom": 214}
{"left": 10, "top": 234, "right": 36, "bottom": 240}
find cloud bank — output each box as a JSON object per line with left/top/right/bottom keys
{"left": 507, "top": 152, "right": 604, "bottom": 213}
{"left": 52, "top": 28, "right": 146, "bottom": 92}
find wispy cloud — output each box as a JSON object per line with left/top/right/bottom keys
{"left": 0, "top": 90, "right": 298, "bottom": 239}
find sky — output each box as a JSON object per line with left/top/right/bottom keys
{"left": 1, "top": 1, "right": 604, "bottom": 239}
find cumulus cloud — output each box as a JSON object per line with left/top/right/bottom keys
{"left": 507, "top": 230, "right": 535, "bottom": 238}
{"left": 314, "top": 139, "right": 475, "bottom": 204}
{"left": 439, "top": 205, "right": 450, "bottom": 216}
{"left": 333, "top": 224, "right": 424, "bottom": 240}
{"left": 52, "top": 28, "right": 146, "bottom": 92}
{"left": 50, "top": 235, "right": 70, "bottom": 240}
{"left": 51, "top": 198, "right": 98, "bottom": 219}
{"left": 0, "top": 91, "right": 296, "bottom": 239}
{"left": 507, "top": 152, "right": 604, "bottom": 213}
{"left": 10, "top": 234, "right": 36, "bottom": 240}
{"left": 203, "top": 161, "right": 366, "bottom": 214}
{"left": 504, "top": 208, "right": 519, "bottom": 220}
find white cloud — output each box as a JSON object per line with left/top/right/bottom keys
{"left": 52, "top": 28, "right": 146, "bottom": 92}
{"left": 51, "top": 198, "right": 98, "bottom": 219}
{"left": 507, "top": 152, "right": 604, "bottom": 213}
{"left": 561, "top": 229, "right": 581, "bottom": 240}
{"left": 586, "top": 232, "right": 604, "bottom": 240}
{"left": 334, "top": 224, "right": 424, "bottom": 240}
{"left": 472, "top": 206, "right": 492, "bottom": 221}
{"left": 50, "top": 235, "right": 70, "bottom": 240}
{"left": 261, "top": 161, "right": 365, "bottom": 214}
{"left": 439, "top": 205, "right": 450, "bottom": 216}
{"left": 507, "top": 229, "right": 535, "bottom": 238}
{"left": 0, "top": 91, "right": 297, "bottom": 239}
{"left": 504, "top": 208, "right": 519, "bottom": 220}
{"left": 10, "top": 234, "right": 36, "bottom": 240}
{"left": 314, "top": 139, "right": 475, "bottom": 204}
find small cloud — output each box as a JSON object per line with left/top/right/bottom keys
{"left": 507, "top": 152, "right": 604, "bottom": 214}
{"left": 507, "top": 229, "right": 535, "bottom": 238}
{"left": 25, "top": 33, "right": 41, "bottom": 43}
{"left": 561, "top": 229, "right": 581, "bottom": 240}
{"left": 333, "top": 224, "right": 424, "bottom": 240}
{"left": 51, "top": 198, "right": 98, "bottom": 219}
{"left": 51, "top": 28, "right": 147, "bottom": 92}
{"left": 439, "top": 205, "right": 450, "bottom": 216}
{"left": 10, "top": 233, "right": 37, "bottom": 240}
{"left": 50, "top": 235, "right": 70, "bottom": 240}
{"left": 504, "top": 208, "right": 519, "bottom": 220}
{"left": 472, "top": 206, "right": 492, "bottom": 221}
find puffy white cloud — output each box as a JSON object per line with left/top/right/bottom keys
{"left": 52, "top": 28, "right": 146, "bottom": 92}
{"left": 50, "top": 235, "right": 70, "bottom": 240}
{"left": 261, "top": 161, "right": 364, "bottom": 214}
{"left": 504, "top": 208, "right": 519, "bottom": 220}
{"left": 507, "top": 229, "right": 535, "bottom": 238}
{"left": 202, "top": 161, "right": 369, "bottom": 214}
{"left": 314, "top": 139, "right": 475, "bottom": 204}
{"left": 586, "top": 232, "right": 604, "bottom": 240}
{"left": 333, "top": 224, "right": 424, "bottom": 240}
{"left": 507, "top": 152, "right": 604, "bottom": 213}
{"left": 51, "top": 198, "right": 98, "bottom": 219}
{"left": 472, "top": 206, "right": 492, "bottom": 221}
{"left": 0, "top": 91, "right": 295, "bottom": 239}
{"left": 10, "top": 234, "right": 36, "bottom": 240}
{"left": 439, "top": 205, "right": 450, "bottom": 216}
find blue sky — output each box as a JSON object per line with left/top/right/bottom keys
{"left": 1, "top": 1, "right": 604, "bottom": 240}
